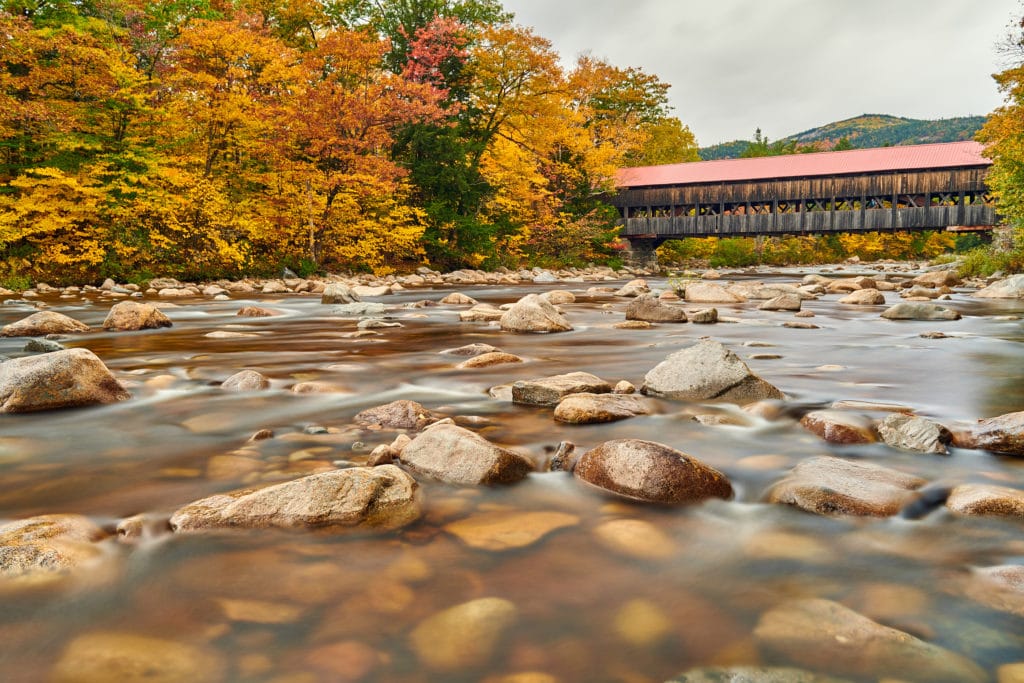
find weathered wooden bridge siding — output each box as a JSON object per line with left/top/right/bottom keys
{"left": 612, "top": 167, "right": 996, "bottom": 241}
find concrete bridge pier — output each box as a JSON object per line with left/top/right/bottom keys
{"left": 624, "top": 237, "right": 660, "bottom": 270}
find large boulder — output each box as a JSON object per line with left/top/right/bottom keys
{"left": 398, "top": 424, "right": 534, "bottom": 485}
{"left": 0, "top": 349, "right": 130, "bottom": 412}
{"left": 220, "top": 370, "right": 270, "bottom": 392}
{"left": 758, "top": 293, "right": 802, "bottom": 311}
{"left": 321, "top": 283, "right": 359, "bottom": 304}
{"left": 553, "top": 393, "right": 652, "bottom": 424}
{"left": 573, "top": 439, "right": 732, "bottom": 504}
{"left": 877, "top": 413, "right": 951, "bottom": 454}
{"left": 499, "top": 293, "right": 572, "bottom": 333}
{"left": 765, "top": 456, "right": 925, "bottom": 517}
{"left": 0, "top": 311, "right": 89, "bottom": 337}
{"left": 440, "top": 292, "right": 477, "bottom": 305}
{"left": 682, "top": 282, "right": 746, "bottom": 304}
{"left": 0, "top": 514, "right": 105, "bottom": 581}
{"left": 641, "top": 339, "right": 784, "bottom": 404}
{"left": 912, "top": 269, "right": 961, "bottom": 288}
{"left": 512, "top": 372, "right": 611, "bottom": 406}
{"left": 102, "top": 301, "right": 172, "bottom": 331}
{"left": 353, "top": 399, "right": 436, "bottom": 430}
{"left": 614, "top": 278, "right": 649, "bottom": 297}
{"left": 169, "top": 465, "right": 420, "bottom": 531}
{"left": 838, "top": 289, "right": 885, "bottom": 305}
{"left": 951, "top": 411, "right": 1024, "bottom": 455}
{"left": 881, "top": 302, "right": 960, "bottom": 320}
{"left": 754, "top": 598, "right": 987, "bottom": 683}
{"left": 975, "top": 273, "right": 1024, "bottom": 299}
{"left": 625, "top": 294, "right": 688, "bottom": 323}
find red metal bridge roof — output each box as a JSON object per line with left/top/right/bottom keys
{"left": 616, "top": 141, "right": 990, "bottom": 188}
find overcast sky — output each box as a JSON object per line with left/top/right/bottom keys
{"left": 502, "top": 0, "right": 1020, "bottom": 146}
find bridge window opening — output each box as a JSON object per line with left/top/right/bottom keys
{"left": 930, "top": 193, "right": 959, "bottom": 207}
{"left": 896, "top": 194, "right": 926, "bottom": 209}
{"left": 866, "top": 197, "right": 892, "bottom": 210}
{"left": 833, "top": 198, "right": 860, "bottom": 211}
{"left": 778, "top": 201, "right": 798, "bottom": 214}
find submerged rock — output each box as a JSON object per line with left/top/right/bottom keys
{"left": 102, "top": 301, "right": 172, "bottom": 331}
{"left": 766, "top": 456, "right": 925, "bottom": 517}
{"left": 881, "top": 302, "right": 961, "bottom": 321}
{"left": 1, "top": 311, "right": 89, "bottom": 337}
{"left": 951, "top": 410, "right": 1024, "bottom": 455}
{"left": 0, "top": 349, "right": 130, "bottom": 412}
{"left": 443, "top": 510, "right": 579, "bottom": 551}
{"left": 354, "top": 400, "right": 436, "bottom": 430}
{"left": 641, "top": 339, "right": 783, "bottom": 404}
{"left": 625, "top": 294, "right": 687, "bottom": 323}
{"left": 51, "top": 631, "right": 226, "bottom": 683}
{"left": 398, "top": 424, "right": 533, "bottom": 485}
{"left": 499, "top": 293, "right": 572, "bottom": 333}
{"left": 573, "top": 439, "right": 732, "bottom": 504}
{"left": 169, "top": 465, "right": 421, "bottom": 531}
{"left": 512, "top": 372, "right": 611, "bottom": 406}
{"left": 553, "top": 392, "right": 651, "bottom": 424}
{"left": 409, "top": 597, "right": 518, "bottom": 672}
{"left": 754, "top": 598, "right": 987, "bottom": 683}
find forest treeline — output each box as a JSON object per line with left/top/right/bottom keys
{"left": 0, "top": 0, "right": 700, "bottom": 284}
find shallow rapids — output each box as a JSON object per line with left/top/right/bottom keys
{"left": 1, "top": 267, "right": 1023, "bottom": 683}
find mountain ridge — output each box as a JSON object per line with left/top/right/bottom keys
{"left": 699, "top": 114, "right": 986, "bottom": 160}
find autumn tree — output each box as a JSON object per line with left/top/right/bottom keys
{"left": 261, "top": 27, "right": 446, "bottom": 273}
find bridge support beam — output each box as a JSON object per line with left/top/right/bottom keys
{"left": 624, "top": 238, "right": 659, "bottom": 270}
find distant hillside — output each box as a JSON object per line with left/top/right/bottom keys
{"left": 699, "top": 114, "right": 986, "bottom": 160}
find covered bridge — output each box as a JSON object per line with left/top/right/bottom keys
{"left": 610, "top": 141, "right": 996, "bottom": 266}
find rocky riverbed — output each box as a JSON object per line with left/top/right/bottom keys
{"left": 0, "top": 262, "right": 1023, "bottom": 682}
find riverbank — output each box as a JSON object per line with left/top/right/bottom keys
{"left": 0, "top": 259, "right": 1004, "bottom": 303}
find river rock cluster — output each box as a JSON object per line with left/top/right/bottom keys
{"left": 0, "top": 261, "right": 1022, "bottom": 681}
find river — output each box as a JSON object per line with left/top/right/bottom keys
{"left": 1, "top": 268, "right": 1023, "bottom": 682}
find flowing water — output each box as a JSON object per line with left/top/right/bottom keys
{"left": 1, "top": 270, "right": 1023, "bottom": 682}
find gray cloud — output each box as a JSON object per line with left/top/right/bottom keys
{"left": 502, "top": 0, "right": 1018, "bottom": 145}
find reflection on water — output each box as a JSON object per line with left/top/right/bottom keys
{"left": 1, "top": 272, "right": 1023, "bottom": 682}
